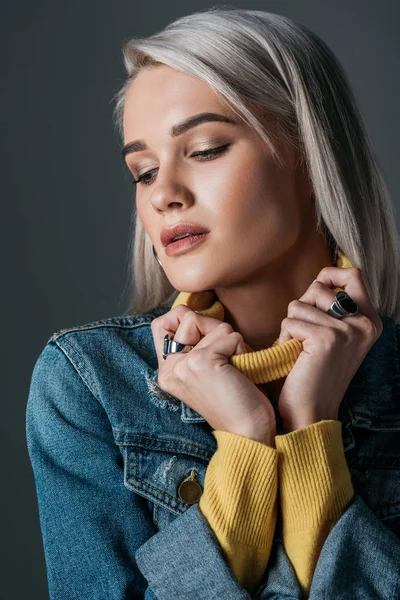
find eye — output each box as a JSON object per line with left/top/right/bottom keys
{"left": 132, "top": 143, "right": 231, "bottom": 187}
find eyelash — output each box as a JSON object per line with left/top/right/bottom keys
{"left": 132, "top": 143, "right": 231, "bottom": 187}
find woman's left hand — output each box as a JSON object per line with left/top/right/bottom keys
{"left": 276, "top": 266, "right": 383, "bottom": 432}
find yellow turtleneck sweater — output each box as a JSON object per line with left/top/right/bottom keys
{"left": 170, "top": 250, "right": 355, "bottom": 597}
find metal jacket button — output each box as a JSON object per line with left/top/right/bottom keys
{"left": 178, "top": 469, "right": 203, "bottom": 505}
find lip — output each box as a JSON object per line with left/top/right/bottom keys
{"left": 160, "top": 222, "right": 210, "bottom": 247}
{"left": 164, "top": 232, "right": 211, "bottom": 257}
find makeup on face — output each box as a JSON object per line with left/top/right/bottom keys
{"left": 164, "top": 232, "right": 211, "bottom": 257}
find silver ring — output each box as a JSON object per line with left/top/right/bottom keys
{"left": 162, "top": 333, "right": 195, "bottom": 360}
{"left": 327, "top": 291, "right": 358, "bottom": 319}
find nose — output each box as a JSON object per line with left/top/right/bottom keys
{"left": 149, "top": 168, "right": 194, "bottom": 214}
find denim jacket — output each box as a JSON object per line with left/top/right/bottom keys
{"left": 25, "top": 307, "right": 400, "bottom": 599}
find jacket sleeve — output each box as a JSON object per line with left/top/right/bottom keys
{"left": 307, "top": 493, "right": 400, "bottom": 599}
{"left": 245, "top": 491, "right": 400, "bottom": 600}
{"left": 25, "top": 340, "right": 252, "bottom": 600}
{"left": 26, "top": 340, "right": 157, "bottom": 599}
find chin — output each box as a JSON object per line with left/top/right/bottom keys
{"left": 169, "top": 278, "right": 213, "bottom": 294}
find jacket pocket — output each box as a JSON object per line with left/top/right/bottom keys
{"left": 121, "top": 438, "right": 212, "bottom": 531}
{"left": 345, "top": 425, "right": 400, "bottom": 539}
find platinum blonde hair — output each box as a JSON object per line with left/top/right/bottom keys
{"left": 113, "top": 6, "right": 400, "bottom": 322}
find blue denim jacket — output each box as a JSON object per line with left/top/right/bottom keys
{"left": 26, "top": 307, "right": 400, "bottom": 599}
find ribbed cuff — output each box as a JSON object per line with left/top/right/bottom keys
{"left": 275, "top": 420, "right": 354, "bottom": 531}
{"left": 199, "top": 430, "right": 278, "bottom": 547}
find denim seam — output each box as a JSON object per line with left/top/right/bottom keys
{"left": 111, "top": 431, "right": 211, "bottom": 452}
{"left": 133, "top": 493, "right": 182, "bottom": 516}
{"left": 53, "top": 338, "right": 103, "bottom": 407}
{"left": 113, "top": 432, "right": 214, "bottom": 460}
{"left": 118, "top": 441, "right": 211, "bottom": 462}
{"left": 47, "top": 316, "right": 158, "bottom": 343}
{"left": 163, "top": 505, "right": 168, "bottom": 528}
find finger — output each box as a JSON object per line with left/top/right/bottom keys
{"left": 170, "top": 320, "right": 248, "bottom": 358}
{"left": 278, "top": 282, "right": 346, "bottom": 345}
{"left": 151, "top": 305, "right": 224, "bottom": 364}
{"left": 157, "top": 324, "right": 247, "bottom": 402}
{"left": 282, "top": 300, "right": 345, "bottom": 337}
{"left": 156, "top": 317, "right": 248, "bottom": 371}
{"left": 189, "top": 330, "right": 248, "bottom": 371}
{"left": 278, "top": 301, "right": 378, "bottom": 348}
{"left": 277, "top": 318, "right": 326, "bottom": 351}
{"left": 278, "top": 285, "right": 375, "bottom": 345}
{"left": 292, "top": 284, "right": 364, "bottom": 331}
{"left": 193, "top": 322, "right": 249, "bottom": 355}
{"left": 313, "top": 266, "right": 381, "bottom": 331}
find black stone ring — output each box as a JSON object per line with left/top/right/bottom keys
{"left": 327, "top": 291, "right": 358, "bottom": 319}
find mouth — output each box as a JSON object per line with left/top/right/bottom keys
{"left": 164, "top": 232, "right": 210, "bottom": 257}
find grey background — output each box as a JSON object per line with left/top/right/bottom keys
{"left": 1, "top": 0, "right": 398, "bottom": 597}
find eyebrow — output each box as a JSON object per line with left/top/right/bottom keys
{"left": 121, "top": 112, "right": 238, "bottom": 161}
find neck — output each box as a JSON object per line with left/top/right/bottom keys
{"left": 213, "top": 233, "right": 335, "bottom": 351}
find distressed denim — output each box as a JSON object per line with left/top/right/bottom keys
{"left": 26, "top": 307, "right": 400, "bottom": 599}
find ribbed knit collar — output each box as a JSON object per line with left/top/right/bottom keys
{"left": 171, "top": 250, "right": 353, "bottom": 384}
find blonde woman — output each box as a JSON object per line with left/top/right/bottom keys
{"left": 26, "top": 7, "right": 400, "bottom": 599}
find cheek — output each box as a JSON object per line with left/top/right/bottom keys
{"left": 224, "top": 173, "right": 292, "bottom": 236}
{"left": 241, "top": 156, "right": 302, "bottom": 235}
{"left": 222, "top": 174, "right": 302, "bottom": 257}
{"left": 204, "top": 155, "right": 265, "bottom": 221}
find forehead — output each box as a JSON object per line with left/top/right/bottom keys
{"left": 122, "top": 65, "right": 234, "bottom": 142}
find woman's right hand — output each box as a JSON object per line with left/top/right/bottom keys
{"left": 151, "top": 304, "right": 276, "bottom": 446}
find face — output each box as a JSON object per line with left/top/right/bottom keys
{"left": 122, "top": 64, "right": 314, "bottom": 292}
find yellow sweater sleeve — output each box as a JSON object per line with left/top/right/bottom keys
{"left": 198, "top": 430, "right": 278, "bottom": 594}
{"left": 198, "top": 420, "right": 354, "bottom": 597}
{"left": 275, "top": 420, "right": 355, "bottom": 598}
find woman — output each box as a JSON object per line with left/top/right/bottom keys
{"left": 26, "top": 7, "right": 400, "bottom": 599}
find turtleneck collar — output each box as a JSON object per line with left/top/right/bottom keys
{"left": 170, "top": 249, "right": 353, "bottom": 385}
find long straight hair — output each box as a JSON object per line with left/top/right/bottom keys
{"left": 112, "top": 6, "right": 400, "bottom": 322}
